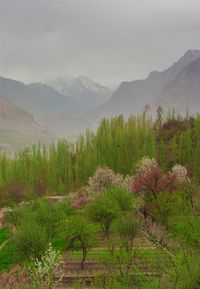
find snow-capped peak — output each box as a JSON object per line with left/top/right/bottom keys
{"left": 46, "top": 75, "right": 113, "bottom": 108}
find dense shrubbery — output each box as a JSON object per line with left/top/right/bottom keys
{"left": 4, "top": 199, "right": 70, "bottom": 262}
{"left": 13, "top": 219, "right": 48, "bottom": 261}
{"left": 0, "top": 172, "right": 199, "bottom": 288}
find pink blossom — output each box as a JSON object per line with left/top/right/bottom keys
{"left": 23, "top": 274, "right": 30, "bottom": 283}
{"left": 1, "top": 272, "right": 10, "bottom": 283}
{"left": 0, "top": 266, "right": 31, "bottom": 287}
{"left": 157, "top": 172, "right": 176, "bottom": 192}
{"left": 132, "top": 157, "right": 186, "bottom": 198}
{"left": 132, "top": 163, "right": 163, "bottom": 196}
{"left": 12, "top": 264, "right": 20, "bottom": 273}
{"left": 72, "top": 194, "right": 91, "bottom": 209}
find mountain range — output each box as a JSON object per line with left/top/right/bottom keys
{"left": 0, "top": 95, "right": 52, "bottom": 152}
{"left": 47, "top": 76, "right": 112, "bottom": 109}
{"left": 0, "top": 49, "right": 200, "bottom": 150}
{"left": 0, "top": 76, "right": 112, "bottom": 119}
{"left": 153, "top": 54, "right": 200, "bottom": 113}
{"left": 86, "top": 50, "right": 200, "bottom": 121}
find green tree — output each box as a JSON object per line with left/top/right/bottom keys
{"left": 33, "top": 199, "right": 62, "bottom": 239}
{"left": 63, "top": 215, "right": 97, "bottom": 269}
{"left": 117, "top": 213, "right": 140, "bottom": 253}
{"left": 87, "top": 191, "right": 121, "bottom": 238}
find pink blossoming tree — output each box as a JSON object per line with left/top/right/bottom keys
{"left": 132, "top": 157, "right": 188, "bottom": 199}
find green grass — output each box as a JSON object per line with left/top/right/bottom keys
{"left": 135, "top": 248, "right": 170, "bottom": 271}
{"left": 66, "top": 247, "right": 168, "bottom": 266}
{"left": 0, "top": 228, "right": 9, "bottom": 246}
{"left": 52, "top": 236, "right": 66, "bottom": 252}
{"left": 0, "top": 228, "right": 16, "bottom": 272}
{"left": 0, "top": 242, "right": 15, "bottom": 272}
{"left": 69, "top": 249, "right": 111, "bottom": 261}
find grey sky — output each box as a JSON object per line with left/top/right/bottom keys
{"left": 0, "top": 0, "right": 200, "bottom": 87}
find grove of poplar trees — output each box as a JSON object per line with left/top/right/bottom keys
{"left": 0, "top": 113, "right": 200, "bottom": 205}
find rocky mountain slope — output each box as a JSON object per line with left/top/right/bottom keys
{"left": 86, "top": 50, "right": 200, "bottom": 120}
{"left": 0, "top": 95, "right": 53, "bottom": 151}
{"left": 154, "top": 56, "right": 200, "bottom": 114}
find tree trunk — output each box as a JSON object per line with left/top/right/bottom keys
{"left": 81, "top": 246, "right": 87, "bottom": 269}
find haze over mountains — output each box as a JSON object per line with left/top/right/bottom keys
{"left": 154, "top": 55, "right": 200, "bottom": 113}
{"left": 0, "top": 49, "right": 200, "bottom": 150}
{"left": 0, "top": 95, "right": 52, "bottom": 152}
{"left": 0, "top": 75, "right": 112, "bottom": 119}
{"left": 87, "top": 50, "right": 200, "bottom": 121}
{"left": 47, "top": 76, "right": 112, "bottom": 109}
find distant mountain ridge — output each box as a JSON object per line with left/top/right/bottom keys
{"left": 0, "top": 74, "right": 113, "bottom": 144}
{"left": 0, "top": 95, "right": 45, "bottom": 135}
{"left": 0, "top": 49, "right": 200, "bottom": 145}
{"left": 153, "top": 55, "right": 200, "bottom": 113}
{"left": 39, "top": 50, "right": 200, "bottom": 139}
{"left": 0, "top": 75, "right": 112, "bottom": 119}
{"left": 0, "top": 95, "right": 53, "bottom": 151}
{"left": 28, "top": 83, "right": 82, "bottom": 117}
{"left": 47, "top": 75, "right": 112, "bottom": 108}
{"left": 86, "top": 50, "right": 200, "bottom": 120}
{"left": 0, "top": 76, "right": 82, "bottom": 118}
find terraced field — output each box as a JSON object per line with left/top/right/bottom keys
{"left": 53, "top": 232, "right": 168, "bottom": 288}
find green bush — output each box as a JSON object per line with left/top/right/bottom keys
{"left": 33, "top": 199, "right": 62, "bottom": 239}
{"left": 5, "top": 205, "right": 34, "bottom": 230}
{"left": 167, "top": 250, "right": 200, "bottom": 289}
{"left": 169, "top": 215, "right": 200, "bottom": 248}
{"left": 106, "top": 186, "right": 136, "bottom": 213}
{"left": 153, "top": 190, "right": 193, "bottom": 227}
{"left": 12, "top": 219, "right": 48, "bottom": 261}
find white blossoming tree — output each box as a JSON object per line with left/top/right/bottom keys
{"left": 30, "top": 244, "right": 62, "bottom": 289}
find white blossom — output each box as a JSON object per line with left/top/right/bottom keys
{"left": 136, "top": 156, "right": 158, "bottom": 175}
{"left": 172, "top": 164, "right": 189, "bottom": 186}
{"left": 30, "top": 244, "right": 63, "bottom": 289}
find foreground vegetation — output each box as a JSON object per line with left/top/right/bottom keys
{"left": 0, "top": 158, "right": 199, "bottom": 288}
{"left": 1, "top": 111, "right": 200, "bottom": 288}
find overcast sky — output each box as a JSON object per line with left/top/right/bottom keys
{"left": 0, "top": 0, "right": 200, "bottom": 87}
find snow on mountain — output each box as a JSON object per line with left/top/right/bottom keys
{"left": 47, "top": 76, "right": 113, "bottom": 108}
